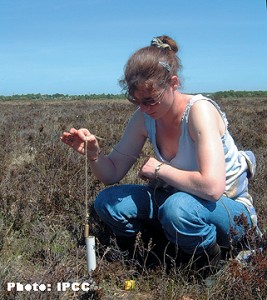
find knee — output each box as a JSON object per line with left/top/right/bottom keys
{"left": 94, "top": 186, "right": 114, "bottom": 220}
{"left": 159, "top": 193, "right": 198, "bottom": 229}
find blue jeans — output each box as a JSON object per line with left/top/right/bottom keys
{"left": 94, "top": 184, "right": 252, "bottom": 254}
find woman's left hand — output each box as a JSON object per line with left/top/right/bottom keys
{"left": 138, "top": 157, "right": 161, "bottom": 181}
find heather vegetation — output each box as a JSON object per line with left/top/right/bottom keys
{"left": 0, "top": 93, "right": 266, "bottom": 299}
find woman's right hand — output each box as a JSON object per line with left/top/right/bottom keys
{"left": 61, "top": 128, "right": 100, "bottom": 160}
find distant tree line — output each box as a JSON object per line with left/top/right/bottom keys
{"left": 0, "top": 93, "right": 126, "bottom": 101}
{"left": 212, "top": 90, "right": 267, "bottom": 99}
{"left": 0, "top": 90, "right": 266, "bottom": 101}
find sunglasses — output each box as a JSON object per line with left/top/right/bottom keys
{"left": 127, "top": 87, "right": 167, "bottom": 107}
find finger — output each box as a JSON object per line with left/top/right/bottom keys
{"left": 61, "top": 134, "right": 74, "bottom": 145}
{"left": 76, "top": 128, "right": 92, "bottom": 141}
{"left": 138, "top": 169, "right": 145, "bottom": 180}
{"left": 60, "top": 132, "right": 71, "bottom": 140}
{"left": 69, "top": 128, "right": 78, "bottom": 134}
{"left": 139, "top": 174, "right": 149, "bottom": 181}
{"left": 82, "top": 132, "right": 99, "bottom": 146}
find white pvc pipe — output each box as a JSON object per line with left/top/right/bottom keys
{"left": 86, "top": 236, "right": 97, "bottom": 273}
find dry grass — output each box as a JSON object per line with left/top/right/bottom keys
{"left": 0, "top": 97, "right": 266, "bottom": 299}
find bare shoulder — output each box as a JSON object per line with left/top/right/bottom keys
{"left": 190, "top": 99, "right": 218, "bottom": 113}
{"left": 188, "top": 99, "right": 225, "bottom": 137}
{"left": 189, "top": 99, "right": 222, "bottom": 124}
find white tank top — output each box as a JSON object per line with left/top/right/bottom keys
{"left": 145, "top": 94, "right": 260, "bottom": 231}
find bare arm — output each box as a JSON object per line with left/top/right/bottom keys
{"left": 139, "top": 101, "right": 226, "bottom": 202}
{"left": 61, "top": 109, "right": 147, "bottom": 185}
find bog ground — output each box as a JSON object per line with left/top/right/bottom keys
{"left": 0, "top": 96, "right": 266, "bottom": 299}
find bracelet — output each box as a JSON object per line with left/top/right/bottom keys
{"left": 88, "top": 149, "right": 102, "bottom": 162}
{"left": 155, "top": 162, "right": 164, "bottom": 179}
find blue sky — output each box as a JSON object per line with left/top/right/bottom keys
{"left": 0, "top": 0, "right": 266, "bottom": 95}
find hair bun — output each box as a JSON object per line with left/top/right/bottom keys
{"left": 151, "top": 35, "right": 178, "bottom": 53}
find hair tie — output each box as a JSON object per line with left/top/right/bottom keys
{"left": 151, "top": 37, "right": 171, "bottom": 50}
